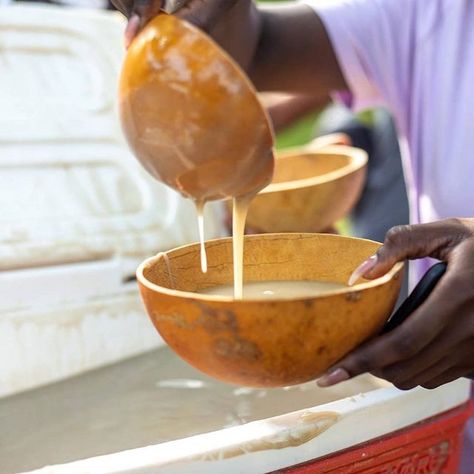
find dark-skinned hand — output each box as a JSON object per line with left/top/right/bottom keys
{"left": 318, "top": 218, "right": 474, "bottom": 391}
{"left": 111, "top": 0, "right": 255, "bottom": 66}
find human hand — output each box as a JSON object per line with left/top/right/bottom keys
{"left": 318, "top": 218, "right": 474, "bottom": 390}
{"left": 112, "top": 0, "right": 162, "bottom": 46}
{"left": 112, "top": 0, "right": 253, "bottom": 54}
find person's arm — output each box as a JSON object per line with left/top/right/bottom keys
{"left": 247, "top": 4, "right": 346, "bottom": 94}
{"left": 318, "top": 218, "right": 474, "bottom": 390}
{"left": 112, "top": 0, "right": 347, "bottom": 97}
{"left": 260, "top": 94, "right": 329, "bottom": 133}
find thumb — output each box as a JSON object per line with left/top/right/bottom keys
{"left": 366, "top": 224, "right": 432, "bottom": 279}
{"left": 123, "top": 0, "right": 162, "bottom": 48}
{"left": 350, "top": 220, "right": 464, "bottom": 284}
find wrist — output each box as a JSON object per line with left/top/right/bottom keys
{"left": 210, "top": 1, "right": 262, "bottom": 71}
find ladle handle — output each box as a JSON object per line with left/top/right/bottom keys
{"left": 382, "top": 262, "right": 474, "bottom": 381}
{"left": 382, "top": 262, "right": 447, "bottom": 334}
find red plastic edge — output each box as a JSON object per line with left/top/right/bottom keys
{"left": 274, "top": 401, "right": 474, "bottom": 473}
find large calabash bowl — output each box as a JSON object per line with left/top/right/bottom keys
{"left": 137, "top": 233, "right": 403, "bottom": 387}
{"left": 119, "top": 14, "right": 274, "bottom": 202}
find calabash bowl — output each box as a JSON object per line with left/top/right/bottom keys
{"left": 244, "top": 144, "right": 367, "bottom": 233}
{"left": 137, "top": 233, "right": 403, "bottom": 387}
{"left": 120, "top": 14, "right": 274, "bottom": 202}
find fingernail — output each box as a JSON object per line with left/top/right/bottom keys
{"left": 317, "top": 368, "right": 350, "bottom": 387}
{"left": 348, "top": 255, "right": 378, "bottom": 286}
{"left": 124, "top": 15, "right": 140, "bottom": 49}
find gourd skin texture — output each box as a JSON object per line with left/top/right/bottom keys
{"left": 119, "top": 15, "right": 274, "bottom": 202}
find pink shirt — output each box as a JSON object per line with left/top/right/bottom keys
{"left": 306, "top": 0, "right": 474, "bottom": 284}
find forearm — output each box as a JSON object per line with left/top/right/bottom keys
{"left": 249, "top": 4, "right": 346, "bottom": 95}
{"left": 209, "top": 2, "right": 347, "bottom": 96}
{"left": 114, "top": 0, "right": 347, "bottom": 96}
{"left": 262, "top": 94, "right": 329, "bottom": 132}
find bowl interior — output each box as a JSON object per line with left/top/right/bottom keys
{"left": 272, "top": 153, "right": 348, "bottom": 184}
{"left": 140, "top": 234, "right": 398, "bottom": 300}
{"left": 262, "top": 146, "right": 367, "bottom": 194}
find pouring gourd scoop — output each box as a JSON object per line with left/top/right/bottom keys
{"left": 119, "top": 14, "right": 275, "bottom": 202}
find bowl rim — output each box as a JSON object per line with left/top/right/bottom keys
{"left": 259, "top": 145, "right": 368, "bottom": 194}
{"left": 136, "top": 233, "right": 404, "bottom": 303}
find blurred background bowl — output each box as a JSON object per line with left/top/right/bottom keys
{"left": 244, "top": 144, "right": 367, "bottom": 233}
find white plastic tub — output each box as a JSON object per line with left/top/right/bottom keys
{"left": 0, "top": 347, "right": 470, "bottom": 473}
{"left": 0, "top": 4, "right": 224, "bottom": 397}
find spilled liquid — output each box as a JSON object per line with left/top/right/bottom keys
{"left": 199, "top": 280, "right": 347, "bottom": 300}
{"left": 0, "top": 347, "right": 389, "bottom": 473}
{"left": 195, "top": 201, "right": 208, "bottom": 274}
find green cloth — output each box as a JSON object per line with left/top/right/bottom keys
{"left": 275, "top": 112, "right": 321, "bottom": 149}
